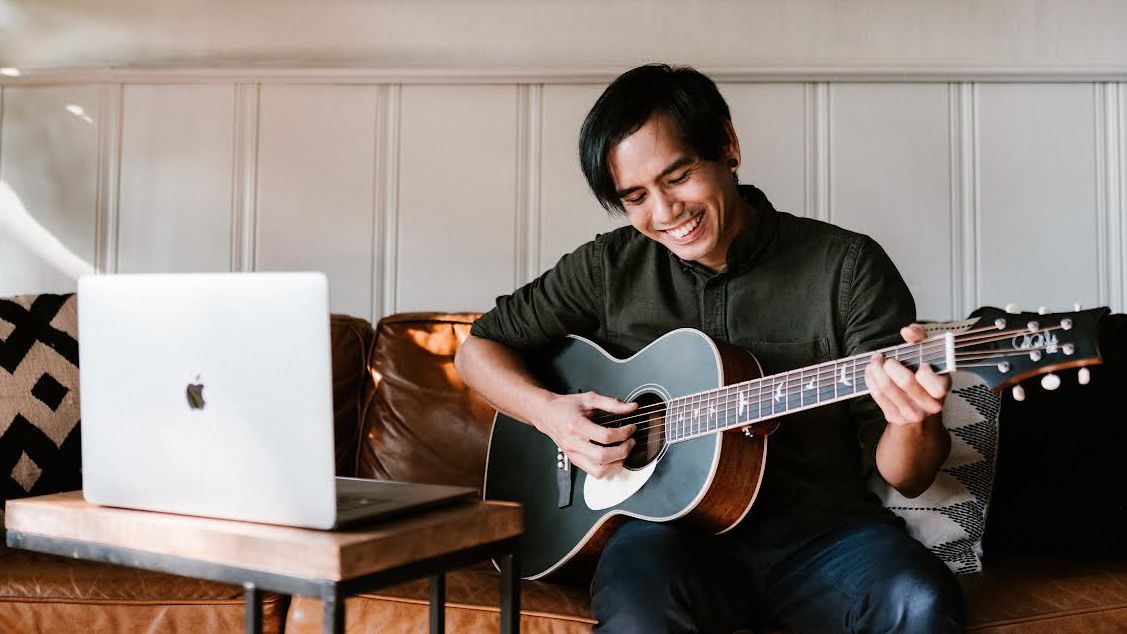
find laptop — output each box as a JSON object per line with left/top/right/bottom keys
{"left": 77, "top": 272, "right": 477, "bottom": 529}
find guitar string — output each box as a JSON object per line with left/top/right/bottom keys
{"left": 607, "top": 340, "right": 1067, "bottom": 441}
{"left": 584, "top": 332, "right": 1068, "bottom": 441}
{"left": 608, "top": 349, "right": 1069, "bottom": 450}
{"left": 586, "top": 324, "right": 1055, "bottom": 428}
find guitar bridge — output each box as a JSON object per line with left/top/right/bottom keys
{"left": 556, "top": 447, "right": 573, "bottom": 508}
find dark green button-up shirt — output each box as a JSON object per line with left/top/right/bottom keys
{"left": 472, "top": 185, "right": 915, "bottom": 538}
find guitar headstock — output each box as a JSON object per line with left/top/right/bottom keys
{"left": 950, "top": 305, "right": 1109, "bottom": 396}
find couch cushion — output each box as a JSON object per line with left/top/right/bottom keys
{"left": 285, "top": 562, "right": 594, "bottom": 633}
{"left": 0, "top": 294, "right": 82, "bottom": 510}
{"left": 357, "top": 313, "right": 493, "bottom": 487}
{"left": 0, "top": 544, "right": 288, "bottom": 633}
{"left": 329, "top": 314, "right": 375, "bottom": 476}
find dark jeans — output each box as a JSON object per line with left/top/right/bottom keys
{"left": 590, "top": 517, "right": 964, "bottom": 633}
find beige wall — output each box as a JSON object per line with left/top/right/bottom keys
{"left": 4, "top": 0, "right": 1127, "bottom": 73}
{"left": 1, "top": 1, "right": 1125, "bottom": 320}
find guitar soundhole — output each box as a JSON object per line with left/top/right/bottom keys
{"left": 623, "top": 392, "right": 666, "bottom": 470}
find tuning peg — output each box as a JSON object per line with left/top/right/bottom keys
{"left": 996, "top": 362, "right": 1010, "bottom": 373}
{"left": 1005, "top": 303, "right": 1021, "bottom": 314}
{"left": 1038, "top": 306, "right": 1050, "bottom": 315}
{"left": 1074, "top": 303, "right": 1083, "bottom": 311}
{"left": 1012, "top": 384, "right": 1026, "bottom": 401}
{"left": 1029, "top": 350, "right": 1042, "bottom": 361}
{"left": 1063, "top": 343, "right": 1075, "bottom": 355}
{"left": 1041, "top": 373, "right": 1061, "bottom": 391}
{"left": 1078, "top": 367, "right": 1091, "bottom": 385}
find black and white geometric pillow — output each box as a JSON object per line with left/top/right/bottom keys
{"left": 867, "top": 371, "right": 1001, "bottom": 575}
{"left": 0, "top": 293, "right": 82, "bottom": 509}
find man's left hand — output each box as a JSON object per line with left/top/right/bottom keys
{"left": 865, "top": 324, "right": 951, "bottom": 426}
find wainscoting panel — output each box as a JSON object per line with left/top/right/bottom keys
{"left": 255, "top": 84, "right": 379, "bottom": 319}
{"left": 723, "top": 83, "right": 809, "bottom": 219}
{"left": 977, "top": 84, "right": 1100, "bottom": 313}
{"left": 395, "top": 85, "right": 520, "bottom": 313}
{"left": 117, "top": 84, "right": 235, "bottom": 273}
{"left": 538, "top": 84, "right": 627, "bottom": 276}
{"left": 830, "top": 83, "right": 955, "bottom": 320}
{"left": 0, "top": 85, "right": 100, "bottom": 296}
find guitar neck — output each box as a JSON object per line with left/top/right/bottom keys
{"left": 664, "top": 333, "right": 956, "bottom": 443}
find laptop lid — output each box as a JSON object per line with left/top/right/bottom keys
{"left": 78, "top": 272, "right": 339, "bottom": 529}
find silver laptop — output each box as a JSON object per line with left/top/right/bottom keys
{"left": 77, "top": 272, "right": 477, "bottom": 529}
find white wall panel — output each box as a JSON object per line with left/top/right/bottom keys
{"left": 0, "top": 85, "right": 99, "bottom": 295}
{"left": 723, "top": 83, "right": 808, "bottom": 217}
{"left": 117, "top": 84, "right": 234, "bottom": 273}
{"left": 830, "top": 84, "right": 954, "bottom": 320}
{"left": 395, "top": 86, "right": 520, "bottom": 312}
{"left": 978, "top": 84, "right": 1099, "bottom": 312}
{"left": 255, "top": 85, "right": 378, "bottom": 318}
{"left": 538, "top": 85, "right": 627, "bottom": 274}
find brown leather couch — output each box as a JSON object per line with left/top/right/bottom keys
{"left": 4, "top": 307, "right": 1127, "bottom": 632}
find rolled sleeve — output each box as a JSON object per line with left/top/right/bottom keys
{"left": 471, "top": 238, "right": 605, "bottom": 351}
{"left": 840, "top": 236, "right": 917, "bottom": 469}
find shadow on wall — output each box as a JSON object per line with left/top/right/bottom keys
{"left": 0, "top": 180, "right": 95, "bottom": 286}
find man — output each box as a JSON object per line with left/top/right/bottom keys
{"left": 455, "top": 64, "right": 964, "bottom": 632}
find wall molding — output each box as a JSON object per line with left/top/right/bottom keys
{"left": 377, "top": 84, "right": 401, "bottom": 317}
{"left": 514, "top": 84, "right": 543, "bottom": 286}
{"left": 94, "top": 83, "right": 123, "bottom": 274}
{"left": 6, "top": 66, "right": 1127, "bottom": 87}
{"left": 230, "top": 83, "right": 259, "bottom": 273}
{"left": 1100, "top": 82, "right": 1125, "bottom": 311}
{"left": 951, "top": 82, "right": 980, "bottom": 318}
{"left": 808, "top": 83, "right": 831, "bottom": 222}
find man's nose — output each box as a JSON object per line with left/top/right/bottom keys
{"left": 652, "top": 191, "right": 683, "bottom": 225}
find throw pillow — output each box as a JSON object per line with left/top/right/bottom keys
{"left": 867, "top": 371, "right": 1001, "bottom": 575}
{"left": 0, "top": 293, "right": 82, "bottom": 513}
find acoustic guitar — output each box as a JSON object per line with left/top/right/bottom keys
{"left": 483, "top": 306, "right": 1110, "bottom": 580}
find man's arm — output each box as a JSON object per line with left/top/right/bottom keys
{"left": 865, "top": 324, "right": 952, "bottom": 498}
{"left": 455, "top": 334, "right": 637, "bottom": 479}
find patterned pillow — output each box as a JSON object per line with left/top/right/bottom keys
{"left": 0, "top": 294, "right": 82, "bottom": 515}
{"left": 867, "top": 371, "right": 1001, "bottom": 575}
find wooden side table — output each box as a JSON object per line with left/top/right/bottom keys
{"left": 4, "top": 491, "right": 522, "bottom": 634}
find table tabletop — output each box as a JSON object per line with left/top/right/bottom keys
{"left": 4, "top": 491, "right": 522, "bottom": 582}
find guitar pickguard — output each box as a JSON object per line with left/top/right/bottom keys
{"left": 582, "top": 459, "right": 660, "bottom": 510}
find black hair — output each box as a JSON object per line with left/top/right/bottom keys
{"left": 578, "top": 64, "right": 734, "bottom": 215}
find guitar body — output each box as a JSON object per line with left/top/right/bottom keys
{"left": 484, "top": 329, "right": 770, "bottom": 581}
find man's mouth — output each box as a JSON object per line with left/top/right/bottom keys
{"left": 664, "top": 212, "right": 704, "bottom": 241}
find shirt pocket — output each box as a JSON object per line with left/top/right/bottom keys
{"left": 749, "top": 338, "right": 831, "bottom": 375}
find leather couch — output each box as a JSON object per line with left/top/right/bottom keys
{"left": 3, "top": 305, "right": 1127, "bottom": 632}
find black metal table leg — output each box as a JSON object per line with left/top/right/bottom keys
{"left": 322, "top": 585, "right": 344, "bottom": 634}
{"left": 500, "top": 545, "right": 520, "bottom": 634}
{"left": 429, "top": 573, "right": 446, "bottom": 632}
{"left": 244, "top": 582, "right": 263, "bottom": 634}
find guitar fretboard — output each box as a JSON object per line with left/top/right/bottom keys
{"left": 665, "top": 335, "right": 956, "bottom": 443}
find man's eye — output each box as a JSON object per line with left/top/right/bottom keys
{"left": 669, "top": 171, "right": 691, "bottom": 184}
{"left": 623, "top": 195, "right": 645, "bottom": 206}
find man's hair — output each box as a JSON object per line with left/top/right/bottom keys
{"left": 578, "top": 64, "right": 734, "bottom": 215}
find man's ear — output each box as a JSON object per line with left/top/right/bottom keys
{"left": 723, "top": 120, "right": 742, "bottom": 172}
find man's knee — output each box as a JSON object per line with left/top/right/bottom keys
{"left": 863, "top": 564, "right": 965, "bottom": 633}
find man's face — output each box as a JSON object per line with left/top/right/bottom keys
{"left": 608, "top": 114, "right": 746, "bottom": 272}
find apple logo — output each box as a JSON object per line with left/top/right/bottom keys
{"left": 186, "top": 375, "right": 206, "bottom": 410}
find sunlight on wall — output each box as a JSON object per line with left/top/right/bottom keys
{"left": 0, "top": 180, "right": 95, "bottom": 281}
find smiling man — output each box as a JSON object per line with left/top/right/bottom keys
{"left": 456, "top": 64, "right": 964, "bottom": 632}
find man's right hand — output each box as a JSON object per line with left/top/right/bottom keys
{"left": 534, "top": 392, "right": 638, "bottom": 480}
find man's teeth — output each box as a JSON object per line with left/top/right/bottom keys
{"left": 667, "top": 214, "right": 702, "bottom": 239}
